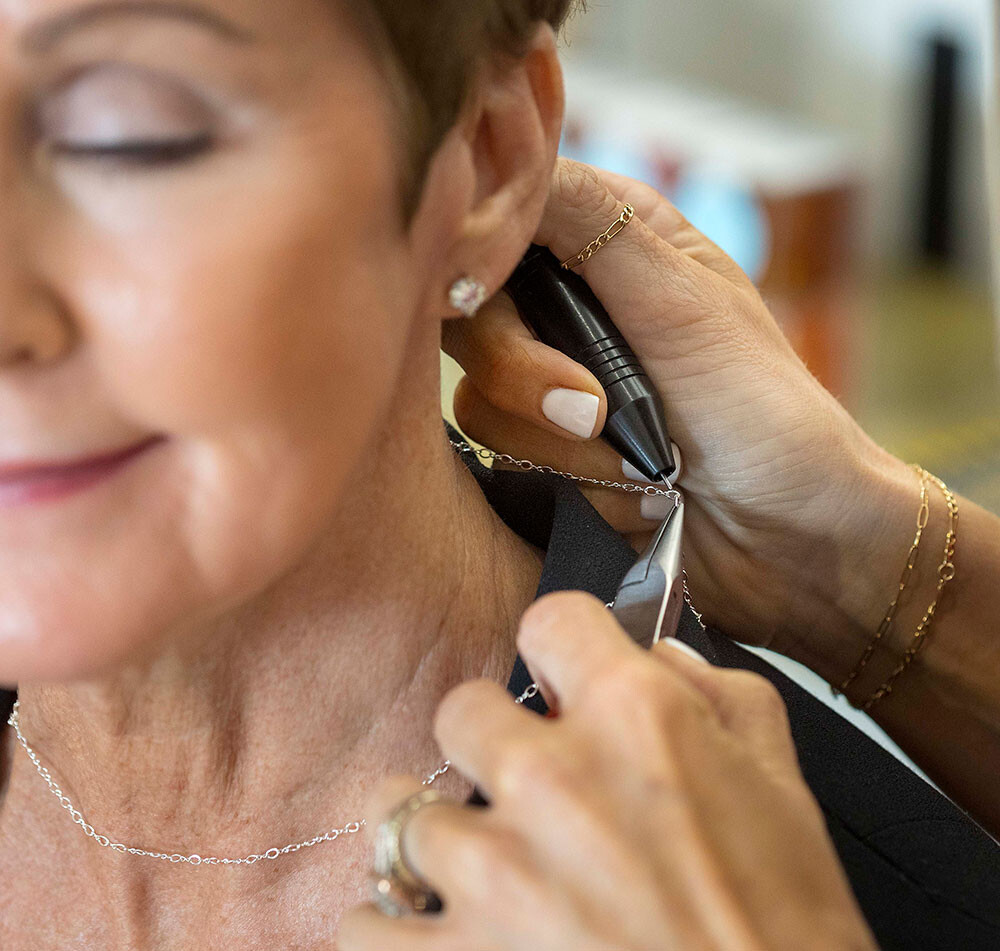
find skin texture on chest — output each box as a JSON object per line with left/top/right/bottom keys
{"left": 0, "top": 718, "right": 483, "bottom": 949}
{"left": 0, "top": 838, "right": 371, "bottom": 950}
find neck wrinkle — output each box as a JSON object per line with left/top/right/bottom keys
{"left": 3, "top": 412, "right": 544, "bottom": 882}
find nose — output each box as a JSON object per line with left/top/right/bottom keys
{"left": 0, "top": 173, "right": 74, "bottom": 371}
{"left": 0, "top": 284, "right": 72, "bottom": 368}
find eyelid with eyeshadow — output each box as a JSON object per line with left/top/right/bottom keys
{"left": 38, "top": 62, "right": 218, "bottom": 151}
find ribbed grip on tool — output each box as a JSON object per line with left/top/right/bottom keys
{"left": 579, "top": 334, "right": 649, "bottom": 393}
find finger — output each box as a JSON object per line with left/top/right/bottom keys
{"left": 363, "top": 775, "right": 495, "bottom": 906}
{"left": 364, "top": 774, "right": 428, "bottom": 845}
{"left": 443, "top": 293, "right": 608, "bottom": 441}
{"left": 538, "top": 159, "right": 733, "bottom": 340}
{"left": 515, "top": 591, "right": 641, "bottom": 714}
{"left": 433, "top": 677, "right": 549, "bottom": 801}
{"left": 338, "top": 903, "right": 454, "bottom": 951}
{"left": 590, "top": 165, "right": 758, "bottom": 293}
{"left": 454, "top": 377, "right": 677, "bottom": 533}
{"left": 534, "top": 159, "right": 783, "bottom": 391}
{"left": 517, "top": 593, "right": 723, "bottom": 755}
{"left": 650, "top": 642, "right": 797, "bottom": 767}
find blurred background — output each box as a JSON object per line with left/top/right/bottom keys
{"left": 441, "top": 0, "right": 998, "bottom": 769}
{"left": 444, "top": 0, "right": 1000, "bottom": 510}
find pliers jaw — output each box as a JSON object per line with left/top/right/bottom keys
{"left": 611, "top": 497, "right": 686, "bottom": 651}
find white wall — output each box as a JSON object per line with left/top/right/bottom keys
{"left": 564, "top": 0, "right": 993, "bottom": 277}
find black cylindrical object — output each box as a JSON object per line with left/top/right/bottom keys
{"left": 919, "top": 35, "right": 961, "bottom": 262}
{"left": 505, "top": 245, "right": 676, "bottom": 482}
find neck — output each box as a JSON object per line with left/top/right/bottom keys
{"left": 3, "top": 409, "right": 544, "bottom": 888}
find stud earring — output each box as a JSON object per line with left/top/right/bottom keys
{"left": 448, "top": 276, "right": 488, "bottom": 319}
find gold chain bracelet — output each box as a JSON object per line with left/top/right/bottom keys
{"left": 863, "top": 469, "right": 958, "bottom": 711}
{"left": 836, "top": 465, "right": 930, "bottom": 698}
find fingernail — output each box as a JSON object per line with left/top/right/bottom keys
{"left": 662, "top": 639, "right": 710, "bottom": 664}
{"left": 640, "top": 494, "right": 674, "bottom": 521}
{"left": 622, "top": 459, "right": 655, "bottom": 484}
{"left": 669, "top": 442, "right": 684, "bottom": 482}
{"left": 622, "top": 442, "right": 684, "bottom": 485}
{"left": 542, "top": 389, "right": 601, "bottom": 439}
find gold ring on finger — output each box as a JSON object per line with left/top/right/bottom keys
{"left": 560, "top": 203, "right": 635, "bottom": 270}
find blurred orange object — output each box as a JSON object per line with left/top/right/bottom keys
{"left": 760, "top": 184, "right": 861, "bottom": 398}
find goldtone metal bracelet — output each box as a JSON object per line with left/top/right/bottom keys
{"left": 836, "top": 466, "right": 930, "bottom": 698}
{"left": 863, "top": 469, "right": 958, "bottom": 711}
{"left": 560, "top": 203, "right": 635, "bottom": 270}
{"left": 7, "top": 439, "right": 703, "bottom": 868}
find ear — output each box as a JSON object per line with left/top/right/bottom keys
{"left": 408, "top": 23, "right": 565, "bottom": 319}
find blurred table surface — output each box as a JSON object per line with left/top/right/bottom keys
{"left": 855, "top": 267, "right": 1000, "bottom": 514}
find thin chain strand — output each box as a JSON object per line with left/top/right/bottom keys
{"left": 449, "top": 440, "right": 681, "bottom": 502}
{"left": 862, "top": 470, "right": 958, "bottom": 711}
{"left": 7, "top": 676, "right": 541, "bottom": 868}
{"left": 453, "top": 439, "right": 703, "bottom": 628}
{"left": 9, "top": 440, "right": 706, "bottom": 867}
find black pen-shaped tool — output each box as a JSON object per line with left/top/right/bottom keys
{"left": 505, "top": 244, "right": 676, "bottom": 482}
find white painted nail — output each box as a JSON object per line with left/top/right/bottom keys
{"left": 622, "top": 459, "right": 655, "bottom": 484}
{"left": 542, "top": 389, "right": 601, "bottom": 439}
{"left": 661, "top": 639, "right": 710, "bottom": 664}
{"left": 640, "top": 494, "right": 674, "bottom": 521}
{"left": 668, "top": 442, "right": 684, "bottom": 483}
{"left": 622, "top": 442, "right": 684, "bottom": 486}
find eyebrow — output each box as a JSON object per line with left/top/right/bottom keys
{"left": 23, "top": 1, "right": 256, "bottom": 54}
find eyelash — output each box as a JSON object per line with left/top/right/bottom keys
{"left": 52, "top": 133, "right": 215, "bottom": 167}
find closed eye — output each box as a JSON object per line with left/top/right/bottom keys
{"left": 53, "top": 133, "right": 215, "bottom": 166}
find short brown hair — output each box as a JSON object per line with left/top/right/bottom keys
{"left": 351, "top": 1, "right": 581, "bottom": 214}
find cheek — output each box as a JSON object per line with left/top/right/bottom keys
{"left": 80, "top": 172, "right": 405, "bottom": 444}
{"left": 87, "top": 166, "right": 410, "bottom": 550}
{"left": 3, "top": 127, "right": 414, "bottom": 684}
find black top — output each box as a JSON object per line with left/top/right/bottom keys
{"left": 3, "top": 426, "right": 999, "bottom": 949}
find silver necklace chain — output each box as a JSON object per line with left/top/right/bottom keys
{"left": 7, "top": 440, "right": 703, "bottom": 867}
{"left": 451, "top": 440, "right": 705, "bottom": 628}
{"left": 449, "top": 440, "right": 681, "bottom": 501}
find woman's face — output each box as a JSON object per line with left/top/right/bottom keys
{"left": 0, "top": 0, "right": 424, "bottom": 682}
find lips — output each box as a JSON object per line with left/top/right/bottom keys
{"left": 0, "top": 435, "right": 165, "bottom": 507}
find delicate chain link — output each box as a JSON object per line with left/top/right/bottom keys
{"left": 682, "top": 568, "right": 706, "bottom": 632}
{"left": 453, "top": 439, "right": 703, "bottom": 628}
{"left": 863, "top": 470, "right": 958, "bottom": 711}
{"left": 835, "top": 468, "right": 931, "bottom": 698}
{"left": 7, "top": 700, "right": 370, "bottom": 866}
{"left": 449, "top": 440, "right": 680, "bottom": 502}
{"left": 560, "top": 203, "right": 636, "bottom": 270}
{"left": 8, "top": 439, "right": 703, "bottom": 867}
{"left": 7, "top": 679, "right": 543, "bottom": 867}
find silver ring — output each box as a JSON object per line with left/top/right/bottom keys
{"left": 371, "top": 789, "right": 444, "bottom": 917}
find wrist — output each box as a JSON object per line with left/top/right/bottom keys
{"left": 767, "top": 433, "right": 925, "bottom": 688}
